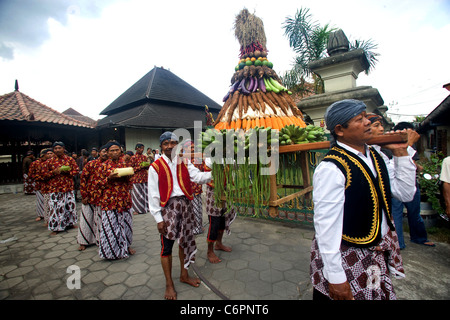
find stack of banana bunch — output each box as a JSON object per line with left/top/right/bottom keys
{"left": 279, "top": 124, "right": 326, "bottom": 145}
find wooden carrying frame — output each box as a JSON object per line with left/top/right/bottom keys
{"left": 266, "top": 132, "right": 407, "bottom": 217}
{"left": 192, "top": 132, "right": 407, "bottom": 218}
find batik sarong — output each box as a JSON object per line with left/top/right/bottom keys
{"left": 310, "top": 230, "right": 405, "bottom": 300}
{"left": 47, "top": 191, "right": 77, "bottom": 232}
{"left": 94, "top": 205, "right": 102, "bottom": 246}
{"left": 192, "top": 194, "right": 203, "bottom": 235}
{"left": 161, "top": 196, "right": 196, "bottom": 269}
{"left": 131, "top": 182, "right": 149, "bottom": 214}
{"left": 35, "top": 190, "right": 45, "bottom": 219}
{"left": 99, "top": 209, "right": 133, "bottom": 260}
{"left": 77, "top": 203, "right": 97, "bottom": 246}
{"left": 23, "top": 173, "right": 35, "bottom": 195}
{"left": 42, "top": 193, "right": 50, "bottom": 223}
{"left": 205, "top": 185, "right": 236, "bottom": 236}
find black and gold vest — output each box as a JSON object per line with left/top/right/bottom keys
{"left": 322, "top": 146, "right": 395, "bottom": 248}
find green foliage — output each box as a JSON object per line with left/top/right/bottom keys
{"left": 349, "top": 39, "right": 379, "bottom": 75}
{"left": 415, "top": 115, "right": 426, "bottom": 122}
{"left": 281, "top": 8, "right": 332, "bottom": 93}
{"left": 418, "top": 152, "right": 445, "bottom": 215}
{"left": 281, "top": 7, "right": 379, "bottom": 92}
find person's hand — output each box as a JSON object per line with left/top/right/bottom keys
{"left": 52, "top": 167, "right": 61, "bottom": 175}
{"left": 157, "top": 221, "right": 167, "bottom": 235}
{"left": 108, "top": 172, "right": 119, "bottom": 181}
{"left": 406, "top": 128, "right": 420, "bottom": 146}
{"left": 82, "top": 198, "right": 88, "bottom": 205}
{"left": 328, "top": 281, "right": 355, "bottom": 300}
{"left": 383, "top": 129, "right": 412, "bottom": 156}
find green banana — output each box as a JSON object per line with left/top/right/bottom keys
{"left": 264, "top": 77, "right": 280, "bottom": 93}
{"left": 269, "top": 77, "right": 287, "bottom": 91}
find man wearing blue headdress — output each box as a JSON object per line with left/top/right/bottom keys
{"left": 148, "top": 131, "right": 212, "bottom": 300}
{"left": 310, "top": 99, "right": 418, "bottom": 300}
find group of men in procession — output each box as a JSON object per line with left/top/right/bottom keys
{"left": 24, "top": 132, "right": 234, "bottom": 300}
{"left": 21, "top": 98, "right": 448, "bottom": 300}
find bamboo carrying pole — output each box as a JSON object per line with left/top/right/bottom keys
{"left": 366, "top": 131, "right": 408, "bottom": 145}
{"left": 278, "top": 132, "right": 408, "bottom": 153}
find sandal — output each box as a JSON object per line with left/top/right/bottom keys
{"left": 422, "top": 241, "right": 436, "bottom": 247}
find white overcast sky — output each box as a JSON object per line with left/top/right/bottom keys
{"left": 1, "top": 0, "right": 449, "bottom": 123}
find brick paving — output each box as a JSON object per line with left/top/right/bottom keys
{"left": 0, "top": 192, "right": 449, "bottom": 300}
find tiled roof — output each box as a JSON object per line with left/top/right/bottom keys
{"left": 96, "top": 101, "right": 219, "bottom": 129}
{"left": 100, "top": 67, "right": 222, "bottom": 116}
{"left": 62, "top": 108, "right": 97, "bottom": 127}
{"left": 0, "top": 90, "right": 94, "bottom": 128}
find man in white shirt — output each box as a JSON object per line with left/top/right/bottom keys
{"left": 148, "top": 132, "right": 212, "bottom": 300}
{"left": 154, "top": 149, "right": 161, "bottom": 160}
{"left": 310, "top": 99, "right": 417, "bottom": 300}
{"left": 440, "top": 156, "right": 450, "bottom": 220}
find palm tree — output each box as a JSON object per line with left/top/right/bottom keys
{"left": 281, "top": 7, "right": 379, "bottom": 95}
{"left": 349, "top": 39, "right": 379, "bottom": 75}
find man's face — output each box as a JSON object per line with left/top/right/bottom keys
{"left": 45, "top": 151, "right": 54, "bottom": 160}
{"left": 370, "top": 120, "right": 384, "bottom": 136}
{"left": 99, "top": 149, "right": 108, "bottom": 161}
{"left": 91, "top": 150, "right": 98, "bottom": 157}
{"left": 336, "top": 111, "right": 372, "bottom": 146}
{"left": 107, "top": 145, "right": 121, "bottom": 160}
{"left": 161, "top": 140, "right": 178, "bottom": 159}
{"left": 53, "top": 146, "right": 65, "bottom": 157}
{"left": 136, "top": 146, "right": 144, "bottom": 154}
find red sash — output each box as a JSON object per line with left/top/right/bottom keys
{"left": 151, "top": 157, "right": 193, "bottom": 207}
{"left": 203, "top": 164, "right": 214, "bottom": 188}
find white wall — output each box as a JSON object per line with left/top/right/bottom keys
{"left": 124, "top": 128, "right": 163, "bottom": 152}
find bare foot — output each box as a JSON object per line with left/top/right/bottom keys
{"left": 78, "top": 245, "right": 86, "bottom": 251}
{"left": 215, "top": 242, "right": 232, "bottom": 252}
{"left": 35, "top": 217, "right": 42, "bottom": 221}
{"left": 180, "top": 275, "right": 201, "bottom": 287}
{"left": 164, "top": 284, "right": 177, "bottom": 300}
{"left": 128, "top": 247, "right": 136, "bottom": 255}
{"left": 207, "top": 251, "right": 222, "bottom": 264}
{"left": 50, "top": 231, "right": 59, "bottom": 236}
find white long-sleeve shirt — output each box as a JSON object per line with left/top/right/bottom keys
{"left": 312, "top": 141, "right": 416, "bottom": 284}
{"left": 148, "top": 154, "right": 212, "bottom": 223}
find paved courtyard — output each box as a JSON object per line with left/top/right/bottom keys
{"left": 0, "top": 192, "right": 449, "bottom": 301}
